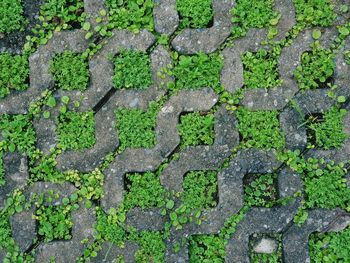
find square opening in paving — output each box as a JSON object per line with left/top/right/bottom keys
{"left": 178, "top": 112, "right": 215, "bottom": 148}
{"left": 308, "top": 226, "right": 350, "bottom": 262}
{"left": 236, "top": 108, "right": 285, "bottom": 149}
{"left": 112, "top": 50, "right": 152, "bottom": 90}
{"left": 0, "top": 53, "right": 29, "bottom": 98}
{"left": 249, "top": 233, "right": 282, "bottom": 262}
{"left": 115, "top": 107, "right": 157, "bottom": 150}
{"left": 40, "top": 0, "right": 85, "bottom": 30}
{"left": 123, "top": 171, "right": 165, "bottom": 210}
{"left": 56, "top": 111, "right": 96, "bottom": 150}
{"left": 242, "top": 49, "right": 281, "bottom": 89}
{"left": 50, "top": 52, "right": 90, "bottom": 91}
{"left": 243, "top": 173, "right": 278, "bottom": 208}
{"left": 182, "top": 170, "right": 218, "bottom": 211}
{"left": 306, "top": 107, "right": 347, "bottom": 150}
{"left": 176, "top": 0, "right": 214, "bottom": 29}
{"left": 35, "top": 205, "right": 73, "bottom": 242}
{"left": 295, "top": 49, "right": 335, "bottom": 90}
{"left": 189, "top": 234, "right": 225, "bottom": 262}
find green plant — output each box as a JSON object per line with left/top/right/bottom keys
{"left": 172, "top": 53, "right": 223, "bottom": 90}
{"left": 0, "top": 151, "right": 4, "bottom": 186}
{"left": 236, "top": 108, "right": 285, "bottom": 149}
{"left": 242, "top": 49, "right": 281, "bottom": 89}
{"left": 303, "top": 162, "right": 350, "bottom": 209}
{"left": 115, "top": 104, "right": 157, "bottom": 150}
{"left": 178, "top": 112, "right": 215, "bottom": 148}
{"left": 244, "top": 173, "right": 277, "bottom": 208}
{"left": 309, "top": 226, "right": 350, "bottom": 262}
{"left": 294, "top": 46, "right": 335, "bottom": 90}
{"left": 0, "top": 0, "right": 24, "bottom": 34}
{"left": 124, "top": 171, "right": 165, "bottom": 210}
{"left": 189, "top": 234, "right": 226, "bottom": 263}
{"left": 40, "top": 0, "right": 85, "bottom": 29}
{"left": 182, "top": 171, "right": 218, "bottom": 211}
{"left": 50, "top": 52, "right": 90, "bottom": 91}
{"left": 176, "top": 0, "right": 213, "bottom": 28}
{"left": 0, "top": 114, "right": 36, "bottom": 153}
{"left": 293, "top": 0, "right": 336, "bottom": 27}
{"left": 95, "top": 209, "right": 126, "bottom": 247}
{"left": 112, "top": 50, "right": 152, "bottom": 89}
{"left": 134, "top": 231, "right": 165, "bottom": 263}
{"left": 231, "top": 0, "right": 278, "bottom": 38}
{"left": 35, "top": 205, "right": 73, "bottom": 242}
{"left": 106, "top": 0, "right": 154, "bottom": 32}
{"left": 0, "top": 53, "right": 29, "bottom": 98}
{"left": 307, "top": 107, "right": 347, "bottom": 149}
{"left": 56, "top": 111, "right": 96, "bottom": 150}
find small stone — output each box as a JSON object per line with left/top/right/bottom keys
{"left": 253, "top": 238, "right": 278, "bottom": 254}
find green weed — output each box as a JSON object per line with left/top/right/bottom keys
{"left": 0, "top": 0, "right": 24, "bottom": 34}
{"left": 176, "top": 0, "right": 213, "bottom": 28}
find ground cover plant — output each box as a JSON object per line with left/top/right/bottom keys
{"left": 35, "top": 205, "right": 73, "bottom": 242}
{"left": 292, "top": 0, "right": 336, "bottom": 27}
{"left": 236, "top": 108, "right": 285, "bottom": 149}
{"left": 0, "top": 0, "right": 24, "bottom": 34}
{"left": 242, "top": 49, "right": 281, "bottom": 89}
{"left": 244, "top": 173, "right": 278, "bottom": 208}
{"left": 50, "top": 52, "right": 90, "bottom": 91}
{"left": 307, "top": 107, "right": 347, "bottom": 149}
{"left": 106, "top": 0, "right": 154, "bottom": 32}
{"left": 0, "top": 53, "right": 29, "bottom": 98}
{"left": 177, "top": 112, "right": 215, "bottom": 148}
{"left": 172, "top": 53, "right": 223, "bottom": 90}
{"left": 231, "top": 0, "right": 278, "bottom": 38}
{"left": 188, "top": 234, "right": 226, "bottom": 262}
{"left": 309, "top": 226, "right": 350, "bottom": 262}
{"left": 56, "top": 111, "right": 96, "bottom": 150}
{"left": 40, "top": 0, "right": 85, "bottom": 29}
{"left": 294, "top": 46, "right": 335, "bottom": 90}
{"left": 113, "top": 50, "right": 152, "bottom": 90}
{"left": 176, "top": 0, "right": 213, "bottom": 29}
{"left": 1, "top": 0, "right": 350, "bottom": 262}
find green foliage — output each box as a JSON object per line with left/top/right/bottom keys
{"left": 40, "top": 0, "right": 85, "bottom": 29}
{"left": 0, "top": 0, "right": 24, "bottom": 34}
{"left": 237, "top": 108, "right": 285, "bottom": 149}
{"left": 57, "top": 111, "right": 96, "bottom": 150}
{"left": 182, "top": 171, "right": 218, "bottom": 211}
{"left": 115, "top": 104, "right": 157, "bottom": 150}
{"left": 172, "top": 53, "right": 223, "bottom": 90}
{"left": 279, "top": 151, "right": 350, "bottom": 210}
{"left": 113, "top": 50, "right": 152, "bottom": 89}
{"left": 0, "top": 53, "right": 29, "bottom": 98}
{"left": 95, "top": 209, "right": 126, "bottom": 247}
{"left": 292, "top": 0, "right": 336, "bottom": 27}
{"left": 309, "top": 226, "right": 350, "bottom": 262}
{"left": 307, "top": 107, "right": 347, "bottom": 149}
{"left": 189, "top": 234, "right": 226, "bottom": 263}
{"left": 303, "top": 162, "right": 350, "bottom": 209}
{"left": 231, "top": 0, "right": 278, "bottom": 38}
{"left": 176, "top": 0, "right": 213, "bottom": 28}
{"left": 50, "top": 52, "right": 90, "bottom": 91}
{"left": 35, "top": 205, "right": 73, "bottom": 242}
{"left": 242, "top": 49, "right": 281, "bottom": 89}
{"left": 178, "top": 113, "right": 215, "bottom": 148}
{"left": 0, "top": 114, "right": 36, "bottom": 153}
{"left": 244, "top": 173, "right": 277, "bottom": 208}
{"left": 124, "top": 171, "right": 165, "bottom": 210}
{"left": 134, "top": 231, "right": 165, "bottom": 263}
{"left": 0, "top": 151, "right": 4, "bottom": 186}
{"left": 106, "top": 0, "right": 154, "bottom": 32}
{"left": 294, "top": 47, "right": 335, "bottom": 90}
